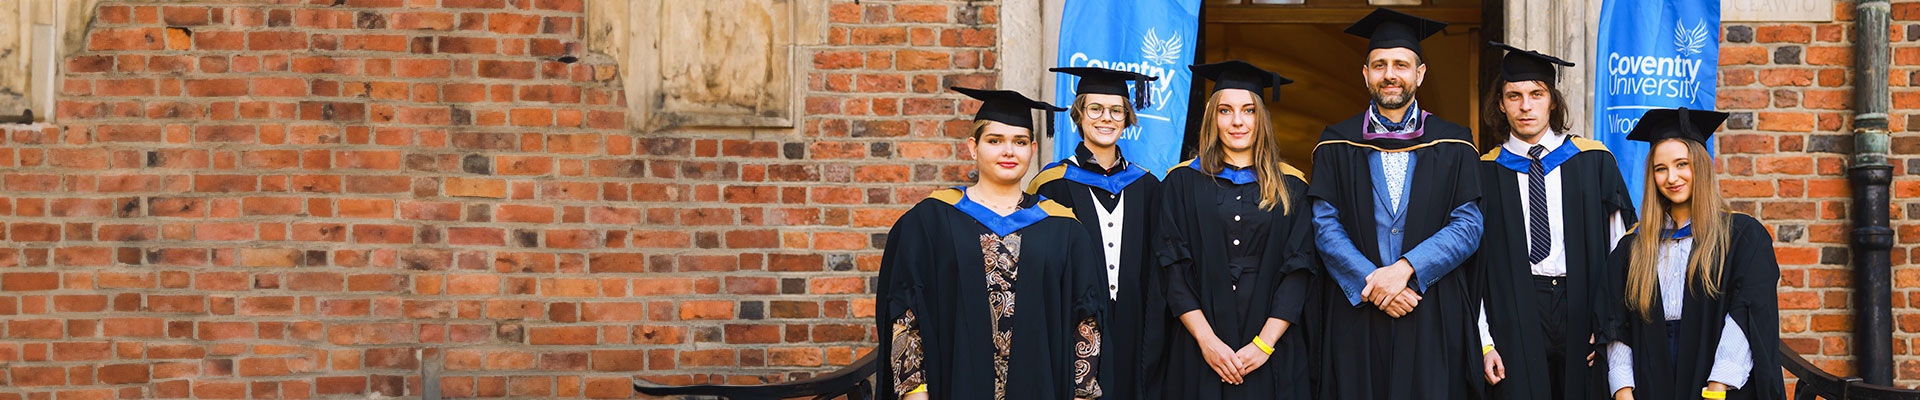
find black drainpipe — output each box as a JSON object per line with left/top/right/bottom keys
{"left": 1848, "top": 0, "right": 1893, "bottom": 386}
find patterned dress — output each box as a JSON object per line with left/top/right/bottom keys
{"left": 891, "top": 232, "right": 1104, "bottom": 399}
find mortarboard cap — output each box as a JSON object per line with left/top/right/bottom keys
{"left": 1491, "top": 41, "right": 1575, "bottom": 85}
{"left": 1050, "top": 67, "right": 1160, "bottom": 109}
{"left": 1344, "top": 8, "right": 1448, "bottom": 55}
{"left": 1189, "top": 60, "right": 1293, "bottom": 102}
{"left": 951, "top": 86, "right": 1066, "bottom": 131}
{"left": 1626, "top": 107, "right": 1728, "bottom": 144}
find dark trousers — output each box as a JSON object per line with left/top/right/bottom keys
{"left": 1532, "top": 275, "right": 1568, "bottom": 397}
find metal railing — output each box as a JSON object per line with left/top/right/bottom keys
{"left": 1780, "top": 341, "right": 1920, "bottom": 399}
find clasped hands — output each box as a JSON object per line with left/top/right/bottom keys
{"left": 1198, "top": 335, "right": 1273, "bottom": 385}
{"left": 1360, "top": 259, "right": 1420, "bottom": 318}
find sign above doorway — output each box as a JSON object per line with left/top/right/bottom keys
{"left": 1724, "top": 0, "right": 1833, "bottom": 22}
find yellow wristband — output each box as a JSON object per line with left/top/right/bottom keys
{"left": 1251, "top": 337, "right": 1274, "bottom": 355}
{"left": 1482, "top": 345, "right": 1494, "bottom": 355}
{"left": 1701, "top": 389, "right": 1726, "bottom": 399}
{"left": 907, "top": 384, "right": 928, "bottom": 395}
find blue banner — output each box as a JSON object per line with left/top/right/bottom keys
{"left": 1052, "top": 0, "right": 1200, "bottom": 177}
{"left": 1594, "top": 0, "right": 1720, "bottom": 210}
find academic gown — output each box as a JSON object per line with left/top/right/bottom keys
{"left": 1154, "top": 160, "right": 1317, "bottom": 400}
{"left": 1471, "top": 136, "right": 1637, "bottom": 400}
{"left": 1307, "top": 113, "right": 1482, "bottom": 400}
{"left": 1601, "top": 213, "right": 1784, "bottom": 400}
{"left": 1029, "top": 152, "right": 1166, "bottom": 400}
{"left": 876, "top": 188, "right": 1111, "bottom": 400}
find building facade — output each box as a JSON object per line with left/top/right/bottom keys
{"left": 0, "top": 0, "right": 1911, "bottom": 398}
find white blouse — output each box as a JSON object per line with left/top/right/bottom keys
{"left": 1606, "top": 227, "right": 1754, "bottom": 395}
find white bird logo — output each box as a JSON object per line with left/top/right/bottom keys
{"left": 1673, "top": 20, "right": 1711, "bottom": 57}
{"left": 1141, "top": 28, "right": 1183, "bottom": 65}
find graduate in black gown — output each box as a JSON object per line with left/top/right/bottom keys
{"left": 1470, "top": 42, "right": 1636, "bottom": 400}
{"left": 1307, "top": 8, "right": 1483, "bottom": 400}
{"left": 877, "top": 87, "right": 1108, "bottom": 400}
{"left": 1601, "top": 108, "right": 1782, "bottom": 400}
{"left": 1155, "top": 60, "right": 1315, "bottom": 400}
{"left": 1028, "top": 67, "right": 1166, "bottom": 400}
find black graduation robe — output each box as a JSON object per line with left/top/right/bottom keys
{"left": 1306, "top": 113, "right": 1482, "bottom": 400}
{"left": 1470, "top": 136, "right": 1637, "bottom": 400}
{"left": 1028, "top": 152, "right": 1166, "bottom": 400}
{"left": 1154, "top": 160, "right": 1316, "bottom": 400}
{"left": 1601, "top": 213, "right": 1784, "bottom": 400}
{"left": 876, "top": 188, "right": 1110, "bottom": 400}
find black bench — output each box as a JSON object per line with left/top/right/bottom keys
{"left": 632, "top": 340, "right": 1916, "bottom": 400}
{"left": 634, "top": 351, "right": 877, "bottom": 400}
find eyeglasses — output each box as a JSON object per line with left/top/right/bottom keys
{"left": 1081, "top": 104, "right": 1128, "bottom": 120}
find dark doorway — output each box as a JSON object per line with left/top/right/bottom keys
{"left": 1190, "top": 0, "right": 1497, "bottom": 172}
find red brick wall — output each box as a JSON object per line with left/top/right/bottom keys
{"left": 0, "top": 0, "right": 1000, "bottom": 398}
{"left": 1715, "top": 0, "right": 1920, "bottom": 388}
{"left": 7, "top": 0, "right": 1916, "bottom": 398}
{"left": 628, "top": 0, "right": 999, "bottom": 388}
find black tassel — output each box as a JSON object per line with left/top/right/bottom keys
{"left": 1045, "top": 109, "right": 1056, "bottom": 138}
{"left": 1134, "top": 77, "right": 1151, "bottom": 109}
{"left": 1269, "top": 72, "right": 1282, "bottom": 103}
{"left": 1676, "top": 106, "right": 1692, "bottom": 138}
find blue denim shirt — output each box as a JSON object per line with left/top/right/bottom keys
{"left": 1313, "top": 151, "right": 1484, "bottom": 306}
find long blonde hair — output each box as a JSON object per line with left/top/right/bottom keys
{"left": 1195, "top": 90, "right": 1291, "bottom": 213}
{"left": 1625, "top": 138, "right": 1731, "bottom": 321}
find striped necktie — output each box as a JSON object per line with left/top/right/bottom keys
{"left": 1527, "top": 145, "right": 1550, "bottom": 264}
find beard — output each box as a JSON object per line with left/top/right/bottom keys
{"left": 1369, "top": 80, "right": 1417, "bottom": 110}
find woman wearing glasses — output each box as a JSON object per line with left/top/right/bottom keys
{"left": 1028, "top": 66, "right": 1166, "bottom": 400}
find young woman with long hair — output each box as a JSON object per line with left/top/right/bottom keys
{"left": 1153, "top": 60, "right": 1315, "bottom": 400}
{"left": 1602, "top": 108, "right": 1783, "bottom": 400}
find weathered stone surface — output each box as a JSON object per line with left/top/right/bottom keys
{"left": 655, "top": 0, "right": 789, "bottom": 121}
{"left": 1724, "top": 0, "right": 1834, "bottom": 22}
{"left": 587, "top": 0, "right": 807, "bottom": 130}
{"left": 0, "top": 0, "right": 100, "bottom": 120}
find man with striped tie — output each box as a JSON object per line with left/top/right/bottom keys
{"left": 1470, "top": 42, "right": 1636, "bottom": 400}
